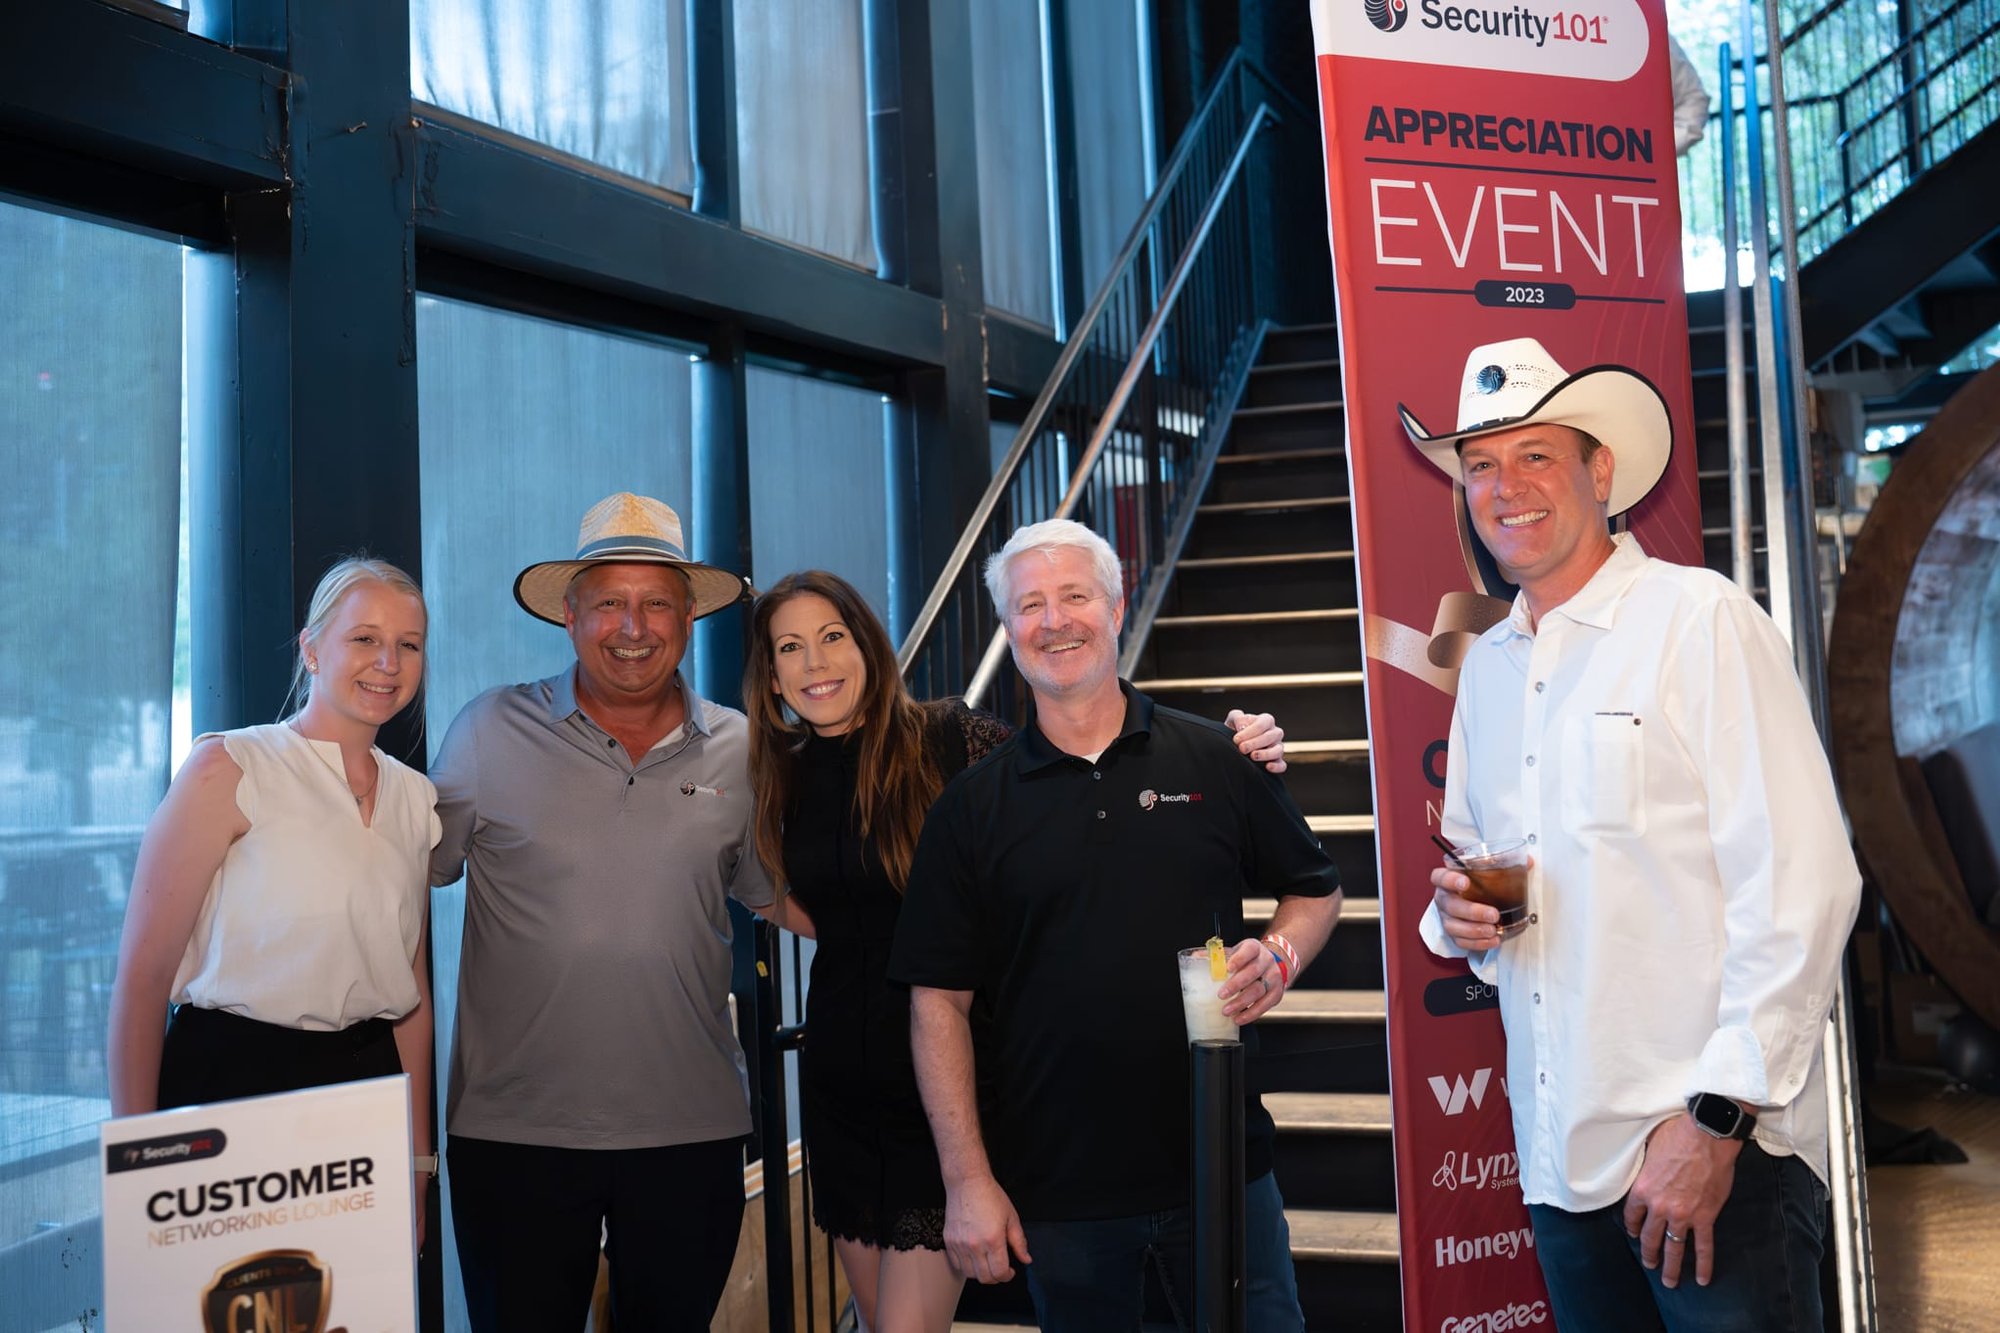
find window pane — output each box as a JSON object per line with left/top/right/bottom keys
{"left": 973, "top": 1, "right": 1057, "bottom": 327}
{"left": 1067, "top": 0, "right": 1151, "bottom": 297}
{"left": 0, "top": 200, "right": 184, "bottom": 1330}
{"left": 735, "top": 0, "right": 878, "bottom": 270}
{"left": 746, "top": 367, "right": 892, "bottom": 623}
{"left": 412, "top": 0, "right": 695, "bottom": 197}
{"left": 415, "top": 294, "right": 694, "bottom": 1332}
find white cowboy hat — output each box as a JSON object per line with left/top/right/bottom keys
{"left": 514, "top": 492, "right": 751, "bottom": 625}
{"left": 1398, "top": 337, "right": 1673, "bottom": 517}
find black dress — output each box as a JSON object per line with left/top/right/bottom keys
{"left": 782, "top": 701, "right": 1010, "bottom": 1251}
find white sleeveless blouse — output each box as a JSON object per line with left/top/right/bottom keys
{"left": 170, "top": 723, "right": 442, "bottom": 1030}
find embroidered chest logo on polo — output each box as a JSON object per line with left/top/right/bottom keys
{"left": 1137, "top": 788, "right": 1203, "bottom": 811}
{"left": 680, "top": 780, "right": 727, "bottom": 797}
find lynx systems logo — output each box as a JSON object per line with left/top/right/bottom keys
{"left": 1365, "top": 0, "right": 1410, "bottom": 31}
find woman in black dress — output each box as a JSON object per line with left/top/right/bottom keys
{"left": 746, "top": 571, "right": 1007, "bottom": 1332}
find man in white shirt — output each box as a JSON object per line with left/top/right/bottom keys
{"left": 1404, "top": 338, "right": 1860, "bottom": 1331}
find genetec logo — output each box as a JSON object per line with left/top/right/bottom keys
{"left": 1428, "top": 1066, "right": 1503, "bottom": 1115}
{"left": 1364, "top": 0, "right": 1410, "bottom": 33}
{"left": 1439, "top": 1301, "right": 1549, "bottom": 1333}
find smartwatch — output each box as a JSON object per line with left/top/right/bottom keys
{"left": 1686, "top": 1092, "right": 1756, "bottom": 1141}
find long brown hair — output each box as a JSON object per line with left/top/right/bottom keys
{"left": 745, "top": 571, "right": 943, "bottom": 893}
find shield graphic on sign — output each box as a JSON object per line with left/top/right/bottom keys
{"left": 201, "top": 1249, "right": 332, "bottom": 1333}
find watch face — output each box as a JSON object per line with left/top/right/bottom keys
{"left": 1691, "top": 1094, "right": 1746, "bottom": 1138}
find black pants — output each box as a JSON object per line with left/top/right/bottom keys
{"left": 448, "top": 1133, "right": 746, "bottom": 1333}
{"left": 156, "top": 1004, "right": 401, "bottom": 1109}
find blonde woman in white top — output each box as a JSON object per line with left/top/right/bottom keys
{"left": 107, "top": 556, "right": 440, "bottom": 1241}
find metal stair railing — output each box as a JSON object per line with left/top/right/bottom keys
{"left": 896, "top": 52, "right": 1304, "bottom": 718}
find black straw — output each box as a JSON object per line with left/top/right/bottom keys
{"left": 1430, "top": 833, "right": 1462, "bottom": 862}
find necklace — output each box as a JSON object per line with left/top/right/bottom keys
{"left": 349, "top": 763, "right": 379, "bottom": 807}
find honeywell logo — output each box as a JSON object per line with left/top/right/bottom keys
{"left": 1439, "top": 1300, "right": 1548, "bottom": 1332}
{"left": 1427, "top": 1067, "right": 1505, "bottom": 1115}
{"left": 1435, "top": 1224, "right": 1534, "bottom": 1267}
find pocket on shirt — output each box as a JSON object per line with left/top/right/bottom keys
{"left": 1559, "top": 713, "right": 1647, "bottom": 837}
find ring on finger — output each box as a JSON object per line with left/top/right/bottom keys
{"left": 1664, "top": 1227, "right": 1683, "bottom": 1243}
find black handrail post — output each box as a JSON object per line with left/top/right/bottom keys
{"left": 1190, "top": 1039, "right": 1246, "bottom": 1333}
{"left": 753, "top": 917, "right": 796, "bottom": 1333}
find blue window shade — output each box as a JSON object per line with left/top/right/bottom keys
{"left": 412, "top": 0, "right": 696, "bottom": 197}
{"left": 415, "top": 294, "right": 695, "bottom": 1332}
{"left": 734, "top": 0, "right": 878, "bottom": 270}
{"left": 746, "top": 367, "right": 892, "bottom": 625}
{"left": 972, "top": 2, "right": 1057, "bottom": 328}
{"left": 0, "top": 199, "right": 183, "bottom": 1333}
{"left": 1067, "top": 0, "right": 1152, "bottom": 298}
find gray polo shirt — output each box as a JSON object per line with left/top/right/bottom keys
{"left": 431, "top": 668, "right": 775, "bottom": 1150}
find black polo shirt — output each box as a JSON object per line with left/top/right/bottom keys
{"left": 889, "top": 682, "right": 1339, "bottom": 1221}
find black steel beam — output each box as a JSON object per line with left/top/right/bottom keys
{"left": 987, "top": 314, "right": 1063, "bottom": 398}
{"left": 414, "top": 115, "right": 946, "bottom": 369}
{"left": 6, "top": 0, "right": 286, "bottom": 191}
{"left": 1801, "top": 115, "right": 2000, "bottom": 365}
{"left": 897, "top": 0, "right": 996, "bottom": 590}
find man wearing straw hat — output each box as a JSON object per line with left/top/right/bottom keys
{"left": 1409, "top": 338, "right": 1859, "bottom": 1331}
{"left": 429, "top": 492, "right": 788, "bottom": 1333}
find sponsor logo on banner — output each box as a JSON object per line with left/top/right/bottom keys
{"left": 1433, "top": 1147, "right": 1520, "bottom": 1191}
{"left": 1435, "top": 1224, "right": 1535, "bottom": 1267}
{"left": 1428, "top": 1067, "right": 1504, "bottom": 1114}
{"left": 107, "top": 1129, "right": 228, "bottom": 1172}
{"left": 1319, "top": 0, "right": 1648, "bottom": 80}
{"left": 1365, "top": 0, "right": 1411, "bottom": 32}
{"left": 201, "top": 1249, "right": 331, "bottom": 1333}
{"left": 1440, "top": 1301, "right": 1550, "bottom": 1333}
{"left": 1137, "top": 789, "right": 1202, "bottom": 811}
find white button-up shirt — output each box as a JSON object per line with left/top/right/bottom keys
{"left": 1420, "top": 535, "right": 1860, "bottom": 1211}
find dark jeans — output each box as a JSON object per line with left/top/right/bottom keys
{"left": 1020, "top": 1171, "right": 1303, "bottom": 1333}
{"left": 448, "top": 1133, "right": 745, "bottom": 1333}
{"left": 1528, "top": 1142, "right": 1827, "bottom": 1333}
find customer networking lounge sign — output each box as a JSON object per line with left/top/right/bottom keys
{"left": 101, "top": 1077, "right": 416, "bottom": 1332}
{"left": 1309, "top": 0, "right": 1703, "bottom": 1327}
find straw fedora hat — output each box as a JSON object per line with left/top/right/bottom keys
{"left": 514, "top": 492, "right": 751, "bottom": 625}
{"left": 1398, "top": 337, "right": 1673, "bottom": 517}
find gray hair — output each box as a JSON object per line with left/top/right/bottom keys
{"left": 983, "top": 519, "right": 1123, "bottom": 614}
{"left": 281, "top": 555, "right": 427, "bottom": 720}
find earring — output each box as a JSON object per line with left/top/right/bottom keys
{"left": 307, "top": 658, "right": 319, "bottom": 674}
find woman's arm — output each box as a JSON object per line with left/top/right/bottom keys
{"left": 393, "top": 912, "right": 435, "bottom": 1252}
{"left": 106, "top": 738, "right": 248, "bottom": 1115}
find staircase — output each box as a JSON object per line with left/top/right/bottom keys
{"left": 1128, "top": 322, "right": 1401, "bottom": 1330}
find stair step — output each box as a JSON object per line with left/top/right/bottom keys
{"left": 1267, "top": 1091, "right": 1393, "bottom": 1135}
{"left": 1235, "top": 400, "right": 1343, "bottom": 417}
{"left": 1197, "top": 495, "right": 1351, "bottom": 515}
{"left": 1152, "top": 608, "right": 1360, "bottom": 629}
{"left": 1214, "top": 446, "right": 1345, "bottom": 466}
{"left": 1286, "top": 1207, "right": 1400, "bottom": 1262}
{"left": 1266, "top": 988, "right": 1386, "bottom": 1023}
{"left": 1251, "top": 357, "right": 1342, "bottom": 375}
{"left": 1307, "top": 814, "right": 1373, "bottom": 835}
{"left": 1133, "top": 671, "right": 1365, "bottom": 692}
{"left": 1245, "top": 896, "right": 1379, "bottom": 925}
{"left": 1280, "top": 738, "right": 1370, "bottom": 758}
{"left": 1175, "top": 550, "right": 1354, "bottom": 571}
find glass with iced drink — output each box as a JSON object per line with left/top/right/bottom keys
{"left": 1446, "top": 838, "right": 1531, "bottom": 939}
{"left": 1178, "top": 946, "right": 1241, "bottom": 1044}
